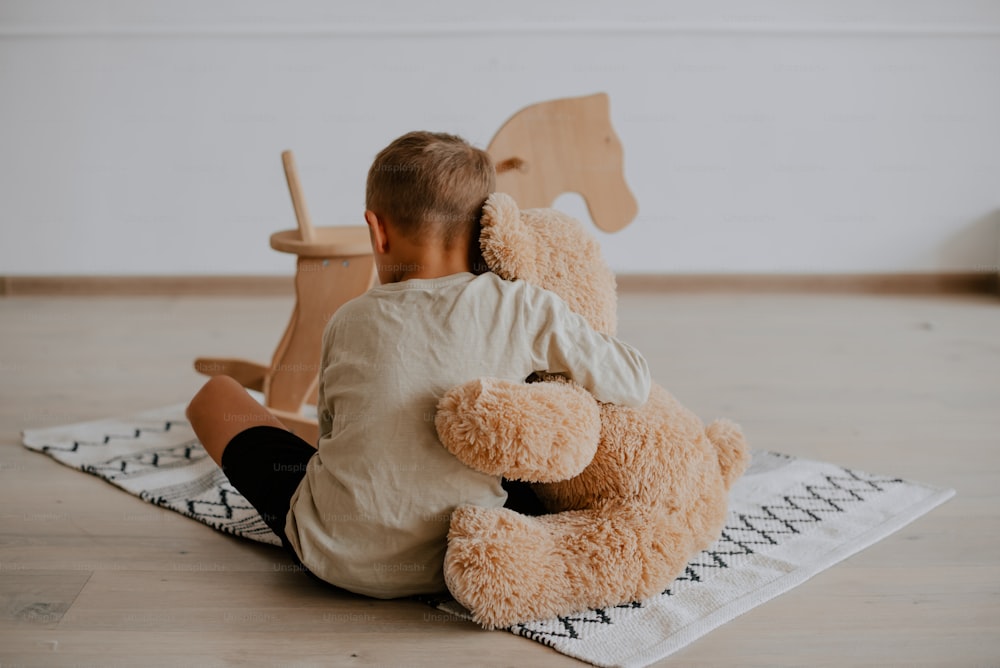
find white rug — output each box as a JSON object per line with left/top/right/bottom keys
{"left": 22, "top": 405, "right": 954, "bottom": 668}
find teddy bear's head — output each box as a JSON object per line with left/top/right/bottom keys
{"left": 479, "top": 193, "right": 618, "bottom": 336}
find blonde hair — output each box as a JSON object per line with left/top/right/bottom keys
{"left": 366, "top": 131, "right": 495, "bottom": 251}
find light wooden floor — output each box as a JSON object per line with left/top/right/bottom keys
{"left": 1, "top": 291, "right": 997, "bottom": 666}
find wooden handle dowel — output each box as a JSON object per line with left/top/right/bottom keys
{"left": 281, "top": 150, "right": 316, "bottom": 243}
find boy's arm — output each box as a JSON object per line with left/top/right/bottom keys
{"left": 525, "top": 288, "right": 651, "bottom": 407}
{"left": 436, "top": 284, "right": 639, "bottom": 483}
{"left": 316, "top": 320, "right": 335, "bottom": 440}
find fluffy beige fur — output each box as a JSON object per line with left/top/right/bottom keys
{"left": 435, "top": 193, "right": 750, "bottom": 628}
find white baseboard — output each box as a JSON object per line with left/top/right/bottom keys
{"left": 3, "top": 273, "right": 997, "bottom": 297}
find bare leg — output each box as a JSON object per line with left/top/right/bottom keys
{"left": 186, "top": 375, "right": 287, "bottom": 466}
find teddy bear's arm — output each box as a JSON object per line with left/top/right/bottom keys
{"left": 435, "top": 377, "right": 601, "bottom": 482}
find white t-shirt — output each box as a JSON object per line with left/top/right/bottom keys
{"left": 285, "top": 272, "right": 650, "bottom": 598}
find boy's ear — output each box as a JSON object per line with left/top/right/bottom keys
{"left": 364, "top": 210, "right": 389, "bottom": 254}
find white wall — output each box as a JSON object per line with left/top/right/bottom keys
{"left": 1, "top": 0, "right": 999, "bottom": 276}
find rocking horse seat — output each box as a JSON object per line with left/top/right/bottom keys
{"left": 269, "top": 226, "right": 371, "bottom": 258}
{"left": 194, "top": 151, "right": 376, "bottom": 445}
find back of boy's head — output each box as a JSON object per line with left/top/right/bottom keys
{"left": 366, "top": 131, "right": 495, "bottom": 249}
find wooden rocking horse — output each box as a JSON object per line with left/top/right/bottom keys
{"left": 193, "top": 151, "right": 375, "bottom": 443}
{"left": 488, "top": 92, "right": 638, "bottom": 233}
{"left": 193, "top": 92, "right": 637, "bottom": 443}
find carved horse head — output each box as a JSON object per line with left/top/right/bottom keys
{"left": 486, "top": 93, "right": 638, "bottom": 233}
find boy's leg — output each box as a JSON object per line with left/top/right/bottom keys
{"left": 187, "top": 375, "right": 316, "bottom": 562}
{"left": 186, "top": 375, "right": 287, "bottom": 466}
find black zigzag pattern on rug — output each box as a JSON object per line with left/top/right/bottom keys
{"left": 141, "top": 471, "right": 279, "bottom": 544}
{"left": 510, "top": 460, "right": 904, "bottom": 645}
{"left": 513, "top": 602, "right": 644, "bottom": 646}
{"left": 33, "top": 419, "right": 281, "bottom": 546}
{"left": 41, "top": 421, "right": 181, "bottom": 454}
{"left": 668, "top": 467, "right": 904, "bottom": 591}
{"left": 84, "top": 441, "right": 207, "bottom": 480}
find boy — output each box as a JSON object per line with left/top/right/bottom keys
{"left": 186, "top": 131, "right": 651, "bottom": 598}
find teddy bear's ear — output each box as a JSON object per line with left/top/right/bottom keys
{"left": 480, "top": 193, "right": 538, "bottom": 282}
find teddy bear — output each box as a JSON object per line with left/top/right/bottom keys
{"left": 433, "top": 193, "right": 751, "bottom": 629}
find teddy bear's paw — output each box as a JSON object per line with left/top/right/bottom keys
{"left": 435, "top": 378, "right": 518, "bottom": 475}
{"left": 435, "top": 378, "right": 600, "bottom": 482}
{"left": 445, "top": 506, "right": 568, "bottom": 629}
{"left": 706, "top": 418, "right": 751, "bottom": 488}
